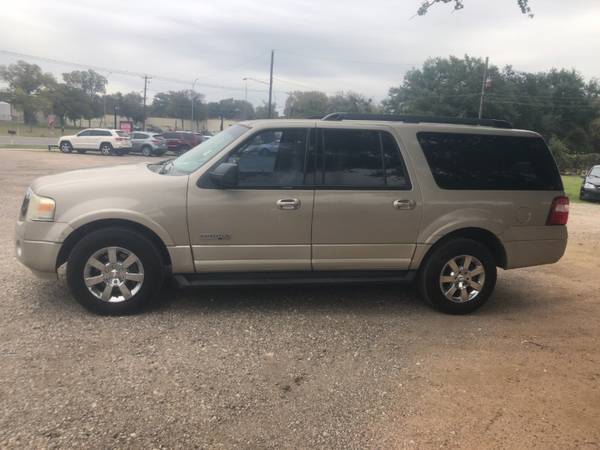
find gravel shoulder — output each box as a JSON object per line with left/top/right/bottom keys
{"left": 1, "top": 149, "right": 599, "bottom": 449}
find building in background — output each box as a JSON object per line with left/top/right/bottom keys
{"left": 0, "top": 101, "right": 11, "bottom": 121}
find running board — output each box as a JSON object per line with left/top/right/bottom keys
{"left": 173, "top": 270, "right": 416, "bottom": 288}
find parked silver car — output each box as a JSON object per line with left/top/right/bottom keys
{"left": 130, "top": 132, "right": 167, "bottom": 157}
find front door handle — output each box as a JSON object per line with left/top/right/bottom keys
{"left": 393, "top": 199, "right": 416, "bottom": 210}
{"left": 276, "top": 198, "right": 301, "bottom": 210}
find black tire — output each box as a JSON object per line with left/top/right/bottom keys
{"left": 141, "top": 145, "right": 153, "bottom": 157}
{"left": 418, "top": 238, "right": 497, "bottom": 314}
{"left": 66, "top": 227, "right": 165, "bottom": 315}
{"left": 59, "top": 141, "right": 73, "bottom": 153}
{"left": 100, "top": 142, "right": 113, "bottom": 156}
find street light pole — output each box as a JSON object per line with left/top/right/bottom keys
{"left": 268, "top": 49, "right": 274, "bottom": 119}
{"left": 191, "top": 78, "right": 198, "bottom": 132}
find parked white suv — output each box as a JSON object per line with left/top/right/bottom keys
{"left": 58, "top": 129, "right": 132, "bottom": 156}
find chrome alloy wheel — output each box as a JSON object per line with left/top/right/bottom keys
{"left": 83, "top": 246, "right": 144, "bottom": 303}
{"left": 100, "top": 144, "right": 112, "bottom": 155}
{"left": 439, "top": 255, "right": 485, "bottom": 303}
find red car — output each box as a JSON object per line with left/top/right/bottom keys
{"left": 162, "top": 132, "right": 203, "bottom": 154}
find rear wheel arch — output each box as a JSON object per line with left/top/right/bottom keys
{"left": 421, "top": 227, "right": 507, "bottom": 269}
{"left": 57, "top": 219, "right": 172, "bottom": 270}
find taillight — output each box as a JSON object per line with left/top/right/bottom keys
{"left": 547, "top": 196, "right": 569, "bottom": 225}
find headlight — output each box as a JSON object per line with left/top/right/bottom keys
{"left": 584, "top": 182, "right": 595, "bottom": 189}
{"left": 22, "top": 188, "right": 55, "bottom": 221}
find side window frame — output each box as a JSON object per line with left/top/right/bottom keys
{"left": 198, "top": 127, "right": 314, "bottom": 190}
{"left": 315, "top": 128, "right": 412, "bottom": 190}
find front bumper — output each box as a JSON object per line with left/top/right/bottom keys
{"left": 581, "top": 187, "right": 600, "bottom": 201}
{"left": 15, "top": 219, "right": 71, "bottom": 278}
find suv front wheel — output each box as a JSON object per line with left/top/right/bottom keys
{"left": 66, "top": 227, "right": 165, "bottom": 314}
{"left": 100, "top": 143, "right": 113, "bottom": 156}
{"left": 418, "top": 238, "right": 497, "bottom": 314}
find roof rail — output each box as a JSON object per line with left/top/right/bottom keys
{"left": 321, "top": 112, "right": 513, "bottom": 129}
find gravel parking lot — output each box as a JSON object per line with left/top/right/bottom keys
{"left": 1, "top": 149, "right": 599, "bottom": 449}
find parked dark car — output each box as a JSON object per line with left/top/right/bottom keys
{"left": 162, "top": 132, "right": 203, "bottom": 154}
{"left": 580, "top": 165, "right": 600, "bottom": 201}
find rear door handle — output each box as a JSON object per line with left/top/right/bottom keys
{"left": 276, "top": 198, "right": 301, "bottom": 210}
{"left": 393, "top": 199, "right": 416, "bottom": 210}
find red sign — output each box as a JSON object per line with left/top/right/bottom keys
{"left": 119, "top": 121, "right": 133, "bottom": 133}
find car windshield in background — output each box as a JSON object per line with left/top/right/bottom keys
{"left": 172, "top": 124, "right": 250, "bottom": 173}
{"left": 116, "top": 131, "right": 129, "bottom": 137}
{"left": 590, "top": 167, "right": 600, "bottom": 178}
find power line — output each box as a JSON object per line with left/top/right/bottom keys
{"left": 0, "top": 48, "right": 280, "bottom": 95}
{"left": 277, "top": 49, "right": 419, "bottom": 68}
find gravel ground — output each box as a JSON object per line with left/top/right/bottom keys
{"left": 1, "top": 149, "right": 599, "bottom": 449}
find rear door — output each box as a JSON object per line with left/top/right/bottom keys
{"left": 311, "top": 126, "right": 422, "bottom": 270}
{"left": 132, "top": 132, "right": 146, "bottom": 151}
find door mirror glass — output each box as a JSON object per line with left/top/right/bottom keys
{"left": 210, "top": 163, "right": 239, "bottom": 188}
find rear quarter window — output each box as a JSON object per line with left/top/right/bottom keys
{"left": 417, "top": 132, "right": 563, "bottom": 191}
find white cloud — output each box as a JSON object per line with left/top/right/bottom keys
{"left": 1, "top": 0, "right": 599, "bottom": 106}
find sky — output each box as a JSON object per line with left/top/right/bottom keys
{"left": 1, "top": 0, "right": 599, "bottom": 109}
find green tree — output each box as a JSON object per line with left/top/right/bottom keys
{"left": 120, "top": 92, "right": 145, "bottom": 124}
{"left": 0, "top": 60, "right": 55, "bottom": 124}
{"left": 63, "top": 69, "right": 108, "bottom": 127}
{"left": 255, "top": 102, "right": 279, "bottom": 119}
{"left": 207, "top": 98, "right": 254, "bottom": 120}
{"left": 284, "top": 91, "right": 328, "bottom": 118}
{"left": 327, "top": 91, "right": 376, "bottom": 114}
{"left": 383, "top": 55, "right": 600, "bottom": 148}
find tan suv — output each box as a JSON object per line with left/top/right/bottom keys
{"left": 15, "top": 114, "right": 569, "bottom": 315}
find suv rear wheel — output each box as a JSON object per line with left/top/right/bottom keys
{"left": 418, "top": 238, "right": 497, "bottom": 314}
{"left": 59, "top": 141, "right": 73, "bottom": 153}
{"left": 141, "top": 145, "right": 153, "bottom": 157}
{"left": 66, "top": 227, "right": 165, "bottom": 315}
{"left": 100, "top": 142, "right": 113, "bottom": 156}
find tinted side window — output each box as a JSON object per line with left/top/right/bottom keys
{"left": 417, "top": 132, "right": 563, "bottom": 190}
{"left": 226, "top": 128, "right": 307, "bottom": 188}
{"left": 321, "top": 129, "right": 410, "bottom": 189}
{"left": 382, "top": 132, "right": 411, "bottom": 188}
{"left": 78, "top": 130, "right": 92, "bottom": 136}
{"left": 97, "top": 130, "right": 112, "bottom": 136}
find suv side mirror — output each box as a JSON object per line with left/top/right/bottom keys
{"left": 209, "top": 163, "right": 238, "bottom": 188}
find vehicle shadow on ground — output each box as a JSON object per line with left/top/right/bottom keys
{"left": 30, "top": 272, "right": 543, "bottom": 318}
{"left": 146, "top": 276, "right": 541, "bottom": 317}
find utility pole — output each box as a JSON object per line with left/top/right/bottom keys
{"left": 268, "top": 49, "right": 274, "bottom": 119}
{"left": 478, "top": 57, "right": 489, "bottom": 119}
{"left": 191, "top": 78, "right": 198, "bottom": 132}
{"left": 242, "top": 77, "right": 248, "bottom": 103}
{"left": 142, "top": 75, "right": 149, "bottom": 131}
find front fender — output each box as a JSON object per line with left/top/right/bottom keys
{"left": 60, "top": 209, "right": 176, "bottom": 246}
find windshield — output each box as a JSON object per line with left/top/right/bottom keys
{"left": 590, "top": 167, "right": 600, "bottom": 178}
{"left": 171, "top": 124, "right": 250, "bottom": 173}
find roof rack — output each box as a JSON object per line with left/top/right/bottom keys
{"left": 321, "top": 112, "right": 513, "bottom": 129}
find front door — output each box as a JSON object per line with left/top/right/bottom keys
{"left": 187, "top": 127, "right": 314, "bottom": 272}
{"left": 311, "top": 126, "right": 422, "bottom": 270}
{"left": 73, "top": 130, "right": 94, "bottom": 149}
